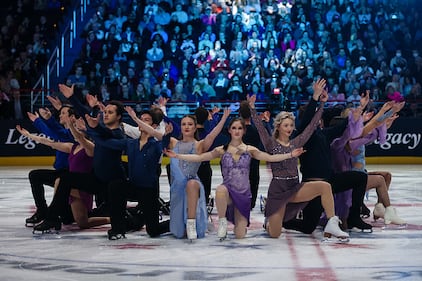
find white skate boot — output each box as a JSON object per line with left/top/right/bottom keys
{"left": 373, "top": 203, "right": 386, "bottom": 221}
{"left": 384, "top": 206, "right": 406, "bottom": 225}
{"left": 323, "top": 216, "right": 350, "bottom": 243}
{"left": 217, "top": 217, "right": 228, "bottom": 241}
{"left": 186, "top": 219, "right": 197, "bottom": 241}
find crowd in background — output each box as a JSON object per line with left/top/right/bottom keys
{"left": 1, "top": 0, "right": 422, "bottom": 120}
{"left": 0, "top": 0, "right": 69, "bottom": 119}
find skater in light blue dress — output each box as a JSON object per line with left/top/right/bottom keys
{"left": 166, "top": 108, "right": 231, "bottom": 240}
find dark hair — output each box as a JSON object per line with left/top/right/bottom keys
{"left": 150, "top": 107, "right": 164, "bottom": 125}
{"left": 108, "top": 100, "right": 125, "bottom": 122}
{"left": 223, "top": 117, "right": 245, "bottom": 151}
{"left": 138, "top": 109, "right": 154, "bottom": 123}
{"left": 239, "top": 100, "right": 251, "bottom": 119}
{"left": 59, "top": 104, "right": 78, "bottom": 118}
{"left": 194, "top": 107, "right": 209, "bottom": 125}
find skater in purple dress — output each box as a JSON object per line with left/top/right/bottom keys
{"left": 248, "top": 79, "right": 349, "bottom": 240}
{"left": 165, "top": 117, "right": 305, "bottom": 239}
{"left": 16, "top": 116, "right": 110, "bottom": 229}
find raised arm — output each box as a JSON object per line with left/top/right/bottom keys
{"left": 198, "top": 107, "right": 231, "bottom": 153}
{"left": 291, "top": 91, "right": 326, "bottom": 148}
{"left": 295, "top": 78, "right": 327, "bottom": 135}
{"left": 248, "top": 94, "right": 276, "bottom": 151}
{"left": 361, "top": 101, "right": 393, "bottom": 137}
{"left": 125, "top": 106, "right": 164, "bottom": 140}
{"left": 16, "top": 125, "right": 73, "bottom": 153}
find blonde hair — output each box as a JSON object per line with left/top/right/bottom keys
{"left": 272, "top": 111, "right": 295, "bottom": 139}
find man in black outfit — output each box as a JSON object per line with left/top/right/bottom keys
{"left": 283, "top": 83, "right": 371, "bottom": 233}
{"left": 33, "top": 84, "right": 127, "bottom": 232}
{"left": 239, "top": 101, "right": 262, "bottom": 210}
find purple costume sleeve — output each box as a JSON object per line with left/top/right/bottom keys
{"left": 330, "top": 112, "right": 364, "bottom": 219}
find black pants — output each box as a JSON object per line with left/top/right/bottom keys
{"left": 249, "top": 159, "right": 260, "bottom": 209}
{"left": 197, "top": 161, "right": 212, "bottom": 202}
{"left": 108, "top": 179, "right": 170, "bottom": 237}
{"left": 46, "top": 171, "right": 105, "bottom": 220}
{"left": 28, "top": 169, "right": 68, "bottom": 212}
{"left": 283, "top": 171, "right": 368, "bottom": 234}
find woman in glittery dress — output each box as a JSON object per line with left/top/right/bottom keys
{"left": 248, "top": 80, "right": 349, "bottom": 240}
{"left": 165, "top": 117, "right": 305, "bottom": 239}
{"left": 166, "top": 109, "right": 230, "bottom": 240}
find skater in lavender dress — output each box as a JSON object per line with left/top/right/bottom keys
{"left": 166, "top": 109, "right": 230, "bottom": 240}
{"left": 165, "top": 117, "right": 305, "bottom": 239}
{"left": 248, "top": 79, "right": 350, "bottom": 240}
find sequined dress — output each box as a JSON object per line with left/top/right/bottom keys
{"left": 251, "top": 105, "right": 324, "bottom": 220}
{"left": 220, "top": 151, "right": 252, "bottom": 225}
{"left": 169, "top": 141, "right": 207, "bottom": 238}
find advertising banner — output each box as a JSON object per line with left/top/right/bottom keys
{"left": 0, "top": 118, "right": 421, "bottom": 158}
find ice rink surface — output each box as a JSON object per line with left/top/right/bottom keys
{"left": 0, "top": 164, "right": 421, "bottom": 281}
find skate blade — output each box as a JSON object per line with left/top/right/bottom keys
{"left": 348, "top": 227, "right": 373, "bottom": 233}
{"left": 381, "top": 223, "right": 407, "bottom": 230}
{"left": 32, "top": 229, "right": 60, "bottom": 235}
{"left": 321, "top": 237, "right": 350, "bottom": 243}
{"left": 218, "top": 235, "right": 227, "bottom": 242}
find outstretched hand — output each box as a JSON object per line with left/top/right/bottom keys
{"left": 260, "top": 110, "right": 271, "bottom": 122}
{"left": 46, "top": 95, "right": 62, "bottom": 110}
{"left": 58, "top": 84, "right": 75, "bottom": 99}
{"left": 291, "top": 147, "right": 306, "bottom": 158}
{"left": 247, "top": 94, "right": 256, "bottom": 109}
{"left": 74, "top": 117, "right": 87, "bottom": 131}
{"left": 27, "top": 111, "right": 39, "bottom": 122}
{"left": 312, "top": 78, "right": 327, "bottom": 101}
{"left": 222, "top": 107, "right": 231, "bottom": 119}
{"left": 163, "top": 148, "right": 176, "bottom": 158}
{"left": 125, "top": 106, "right": 136, "bottom": 118}
{"left": 86, "top": 93, "right": 99, "bottom": 108}
{"left": 15, "top": 125, "right": 29, "bottom": 137}
{"left": 85, "top": 113, "right": 99, "bottom": 128}
{"left": 359, "top": 90, "right": 370, "bottom": 109}
{"left": 38, "top": 107, "right": 52, "bottom": 120}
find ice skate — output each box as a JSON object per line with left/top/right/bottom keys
{"left": 186, "top": 219, "right": 197, "bottom": 242}
{"left": 259, "top": 195, "right": 266, "bottom": 213}
{"left": 217, "top": 217, "right": 228, "bottom": 241}
{"left": 360, "top": 204, "right": 371, "bottom": 218}
{"left": 33, "top": 218, "right": 61, "bottom": 234}
{"left": 383, "top": 206, "right": 406, "bottom": 227}
{"left": 207, "top": 197, "right": 214, "bottom": 215}
{"left": 373, "top": 203, "right": 386, "bottom": 221}
{"left": 347, "top": 216, "right": 373, "bottom": 233}
{"left": 25, "top": 210, "right": 46, "bottom": 227}
{"left": 323, "top": 216, "right": 350, "bottom": 243}
{"left": 158, "top": 197, "right": 170, "bottom": 216}
{"left": 107, "top": 229, "right": 126, "bottom": 240}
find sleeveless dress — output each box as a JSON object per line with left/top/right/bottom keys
{"left": 169, "top": 141, "right": 207, "bottom": 238}
{"left": 220, "top": 151, "right": 252, "bottom": 225}
{"left": 68, "top": 144, "right": 94, "bottom": 211}
{"left": 251, "top": 106, "right": 324, "bottom": 221}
